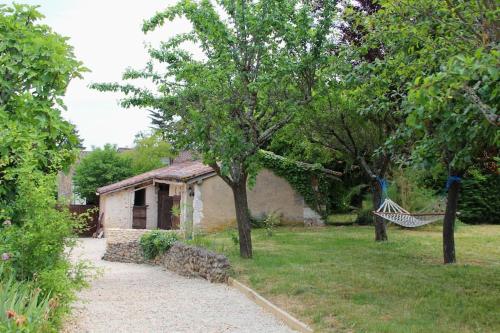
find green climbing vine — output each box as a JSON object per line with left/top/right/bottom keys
{"left": 258, "top": 151, "right": 342, "bottom": 218}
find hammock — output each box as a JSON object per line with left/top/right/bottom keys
{"left": 373, "top": 198, "right": 445, "bottom": 228}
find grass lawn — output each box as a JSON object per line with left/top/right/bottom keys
{"left": 196, "top": 224, "right": 500, "bottom": 332}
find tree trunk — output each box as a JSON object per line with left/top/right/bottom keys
{"left": 372, "top": 181, "right": 388, "bottom": 241}
{"left": 231, "top": 179, "right": 253, "bottom": 259}
{"left": 443, "top": 176, "right": 460, "bottom": 264}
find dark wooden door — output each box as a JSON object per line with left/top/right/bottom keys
{"left": 172, "top": 195, "right": 181, "bottom": 230}
{"left": 158, "top": 190, "right": 173, "bottom": 230}
{"left": 132, "top": 206, "right": 147, "bottom": 229}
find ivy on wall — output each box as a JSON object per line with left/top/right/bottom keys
{"left": 258, "top": 150, "right": 343, "bottom": 218}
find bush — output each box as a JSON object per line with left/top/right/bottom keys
{"left": 263, "top": 213, "right": 281, "bottom": 236}
{"left": 0, "top": 265, "right": 53, "bottom": 332}
{"left": 250, "top": 212, "right": 282, "bottom": 233}
{"left": 0, "top": 165, "right": 90, "bottom": 329}
{"left": 355, "top": 209, "right": 374, "bottom": 225}
{"left": 387, "top": 169, "right": 442, "bottom": 213}
{"left": 249, "top": 212, "right": 266, "bottom": 228}
{"left": 459, "top": 174, "right": 500, "bottom": 225}
{"left": 139, "top": 231, "right": 178, "bottom": 259}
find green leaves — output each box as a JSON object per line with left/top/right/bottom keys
{"left": 123, "top": 131, "right": 174, "bottom": 175}
{"left": 0, "top": 4, "right": 86, "bottom": 215}
{"left": 95, "top": 0, "right": 336, "bottom": 185}
{"left": 73, "top": 145, "right": 134, "bottom": 204}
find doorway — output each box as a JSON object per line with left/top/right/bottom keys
{"left": 132, "top": 188, "right": 147, "bottom": 229}
{"left": 157, "top": 184, "right": 173, "bottom": 229}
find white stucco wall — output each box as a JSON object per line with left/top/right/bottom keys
{"left": 145, "top": 185, "right": 158, "bottom": 230}
{"left": 100, "top": 188, "right": 133, "bottom": 231}
{"left": 179, "top": 184, "right": 193, "bottom": 234}
{"left": 192, "top": 184, "right": 204, "bottom": 233}
{"left": 197, "top": 169, "right": 320, "bottom": 232}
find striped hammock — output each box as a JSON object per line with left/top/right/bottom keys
{"left": 373, "top": 198, "right": 445, "bottom": 228}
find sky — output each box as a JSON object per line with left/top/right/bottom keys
{"left": 10, "top": 0, "right": 196, "bottom": 148}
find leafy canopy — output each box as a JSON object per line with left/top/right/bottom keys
{"left": 92, "top": 0, "right": 337, "bottom": 258}
{"left": 364, "top": 0, "right": 499, "bottom": 174}
{"left": 123, "top": 132, "right": 174, "bottom": 175}
{"left": 93, "top": 0, "right": 336, "bottom": 184}
{"left": 0, "top": 3, "right": 86, "bottom": 218}
{"left": 73, "top": 144, "right": 133, "bottom": 204}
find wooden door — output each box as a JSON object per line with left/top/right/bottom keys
{"left": 172, "top": 195, "right": 181, "bottom": 230}
{"left": 132, "top": 206, "right": 147, "bottom": 229}
{"left": 158, "top": 190, "right": 173, "bottom": 230}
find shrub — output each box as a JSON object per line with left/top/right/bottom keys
{"left": 249, "top": 212, "right": 266, "bottom": 228}
{"left": 263, "top": 213, "right": 281, "bottom": 236}
{"left": 388, "top": 169, "right": 442, "bottom": 213}
{"left": 355, "top": 209, "right": 373, "bottom": 225}
{"left": 0, "top": 265, "right": 53, "bottom": 332}
{"left": 459, "top": 174, "right": 500, "bottom": 225}
{"left": 0, "top": 164, "right": 90, "bottom": 329}
{"left": 250, "top": 212, "right": 282, "bottom": 232}
{"left": 139, "top": 231, "right": 178, "bottom": 259}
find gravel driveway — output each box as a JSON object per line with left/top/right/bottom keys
{"left": 64, "top": 238, "right": 295, "bottom": 333}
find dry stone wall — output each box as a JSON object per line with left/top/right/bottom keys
{"left": 102, "top": 228, "right": 230, "bottom": 283}
{"left": 163, "top": 243, "right": 230, "bottom": 283}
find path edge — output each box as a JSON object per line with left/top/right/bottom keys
{"left": 227, "top": 277, "right": 314, "bottom": 333}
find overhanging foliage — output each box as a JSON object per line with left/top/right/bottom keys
{"left": 258, "top": 150, "right": 342, "bottom": 218}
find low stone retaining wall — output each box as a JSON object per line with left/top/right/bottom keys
{"left": 102, "top": 228, "right": 230, "bottom": 283}
{"left": 163, "top": 243, "right": 230, "bottom": 283}
{"left": 102, "top": 228, "right": 165, "bottom": 264}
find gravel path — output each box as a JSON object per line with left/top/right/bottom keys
{"left": 64, "top": 238, "right": 295, "bottom": 333}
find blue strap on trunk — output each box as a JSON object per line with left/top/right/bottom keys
{"left": 445, "top": 176, "right": 461, "bottom": 191}
{"left": 376, "top": 176, "right": 388, "bottom": 200}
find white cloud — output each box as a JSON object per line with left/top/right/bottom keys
{"left": 11, "top": 0, "right": 197, "bottom": 148}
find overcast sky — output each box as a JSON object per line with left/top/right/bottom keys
{"left": 12, "top": 0, "right": 195, "bottom": 148}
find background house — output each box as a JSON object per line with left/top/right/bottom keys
{"left": 57, "top": 150, "right": 90, "bottom": 204}
{"left": 97, "top": 159, "right": 325, "bottom": 235}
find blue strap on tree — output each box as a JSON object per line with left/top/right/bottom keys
{"left": 376, "top": 176, "right": 389, "bottom": 200}
{"left": 445, "top": 176, "right": 461, "bottom": 191}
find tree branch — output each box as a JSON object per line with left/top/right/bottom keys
{"left": 209, "top": 162, "right": 234, "bottom": 187}
{"left": 463, "top": 85, "right": 500, "bottom": 126}
{"left": 260, "top": 150, "right": 342, "bottom": 178}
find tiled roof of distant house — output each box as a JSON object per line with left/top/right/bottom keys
{"left": 172, "top": 151, "right": 194, "bottom": 164}
{"left": 97, "top": 160, "right": 215, "bottom": 195}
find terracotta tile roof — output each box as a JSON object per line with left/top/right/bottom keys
{"left": 173, "top": 151, "right": 194, "bottom": 164}
{"left": 97, "top": 160, "right": 215, "bottom": 195}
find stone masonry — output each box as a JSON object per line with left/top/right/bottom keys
{"left": 102, "top": 228, "right": 230, "bottom": 283}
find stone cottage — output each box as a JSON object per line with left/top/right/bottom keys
{"left": 97, "top": 158, "right": 327, "bottom": 234}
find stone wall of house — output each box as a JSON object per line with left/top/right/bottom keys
{"left": 198, "top": 168, "right": 323, "bottom": 232}
{"left": 145, "top": 185, "right": 158, "bottom": 230}
{"left": 100, "top": 189, "right": 134, "bottom": 231}
{"left": 102, "top": 228, "right": 230, "bottom": 283}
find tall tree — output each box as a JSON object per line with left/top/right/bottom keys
{"left": 299, "top": 0, "right": 398, "bottom": 241}
{"left": 73, "top": 145, "right": 133, "bottom": 205}
{"left": 93, "top": 0, "right": 336, "bottom": 258}
{"left": 123, "top": 132, "right": 174, "bottom": 175}
{"left": 0, "top": 4, "right": 85, "bottom": 219}
{"left": 359, "top": 0, "right": 499, "bottom": 263}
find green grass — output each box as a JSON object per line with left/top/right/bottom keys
{"left": 199, "top": 225, "right": 500, "bottom": 333}
{"left": 327, "top": 214, "right": 358, "bottom": 225}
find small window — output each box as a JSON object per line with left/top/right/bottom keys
{"left": 134, "top": 188, "right": 146, "bottom": 206}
